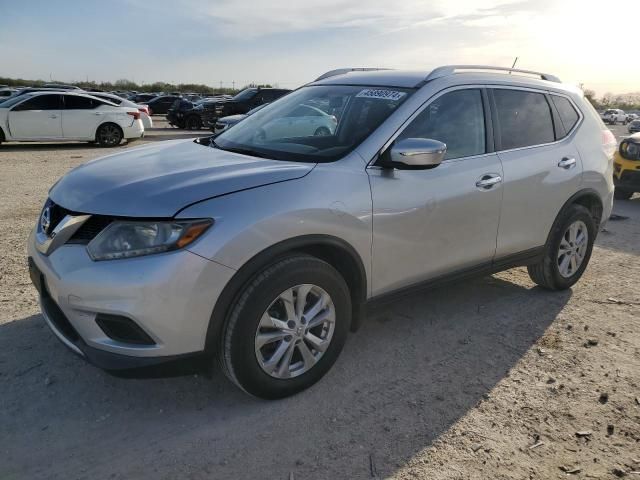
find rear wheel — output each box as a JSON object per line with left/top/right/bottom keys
{"left": 95, "top": 123, "right": 123, "bottom": 147}
{"left": 527, "top": 204, "right": 595, "bottom": 290}
{"left": 185, "top": 115, "right": 202, "bottom": 130}
{"left": 614, "top": 188, "right": 634, "bottom": 200}
{"left": 219, "top": 254, "right": 351, "bottom": 399}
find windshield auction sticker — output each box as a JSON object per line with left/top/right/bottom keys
{"left": 356, "top": 89, "right": 406, "bottom": 101}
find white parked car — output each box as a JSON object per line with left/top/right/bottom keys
{"left": 89, "top": 92, "right": 153, "bottom": 129}
{"left": 257, "top": 104, "right": 337, "bottom": 140}
{"left": 601, "top": 109, "right": 627, "bottom": 125}
{"left": 0, "top": 92, "right": 144, "bottom": 147}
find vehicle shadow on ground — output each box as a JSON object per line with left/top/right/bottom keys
{"left": 599, "top": 196, "right": 640, "bottom": 257}
{"left": 0, "top": 274, "right": 570, "bottom": 480}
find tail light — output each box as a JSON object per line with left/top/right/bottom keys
{"left": 127, "top": 111, "right": 141, "bottom": 120}
{"left": 147, "top": 106, "right": 153, "bottom": 115}
{"left": 138, "top": 106, "right": 149, "bottom": 115}
{"left": 602, "top": 129, "right": 617, "bottom": 158}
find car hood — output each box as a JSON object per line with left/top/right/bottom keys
{"left": 49, "top": 139, "right": 314, "bottom": 217}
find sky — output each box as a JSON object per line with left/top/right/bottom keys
{"left": 0, "top": 0, "right": 637, "bottom": 96}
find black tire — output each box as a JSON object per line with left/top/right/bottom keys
{"left": 614, "top": 188, "right": 634, "bottom": 200}
{"left": 219, "top": 254, "right": 351, "bottom": 399}
{"left": 527, "top": 204, "right": 596, "bottom": 290}
{"left": 0, "top": 127, "right": 5, "bottom": 144}
{"left": 95, "top": 123, "right": 123, "bottom": 147}
{"left": 185, "top": 115, "right": 202, "bottom": 130}
{"left": 314, "top": 126, "right": 331, "bottom": 136}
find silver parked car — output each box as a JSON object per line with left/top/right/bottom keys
{"left": 28, "top": 66, "right": 615, "bottom": 398}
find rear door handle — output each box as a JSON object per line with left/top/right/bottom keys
{"left": 48, "top": 114, "right": 58, "bottom": 119}
{"left": 558, "top": 157, "right": 577, "bottom": 169}
{"left": 476, "top": 174, "right": 503, "bottom": 189}
{"left": 93, "top": 112, "right": 104, "bottom": 116}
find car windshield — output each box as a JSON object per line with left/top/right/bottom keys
{"left": 212, "top": 85, "right": 413, "bottom": 162}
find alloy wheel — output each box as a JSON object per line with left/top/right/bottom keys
{"left": 255, "top": 284, "right": 335, "bottom": 379}
{"left": 98, "top": 125, "right": 121, "bottom": 146}
{"left": 557, "top": 220, "right": 588, "bottom": 278}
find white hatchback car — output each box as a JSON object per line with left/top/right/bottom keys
{"left": 0, "top": 91, "right": 144, "bottom": 147}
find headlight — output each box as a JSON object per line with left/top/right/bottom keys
{"left": 87, "top": 219, "right": 212, "bottom": 261}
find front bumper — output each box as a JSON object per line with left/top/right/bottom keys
{"left": 27, "top": 229, "right": 235, "bottom": 369}
{"left": 613, "top": 154, "right": 640, "bottom": 191}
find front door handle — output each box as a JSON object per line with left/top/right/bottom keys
{"left": 93, "top": 112, "right": 104, "bottom": 116}
{"left": 558, "top": 157, "right": 577, "bottom": 169}
{"left": 476, "top": 174, "right": 502, "bottom": 189}
{"left": 48, "top": 114, "right": 58, "bottom": 119}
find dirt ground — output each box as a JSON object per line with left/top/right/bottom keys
{"left": 1, "top": 121, "right": 639, "bottom": 480}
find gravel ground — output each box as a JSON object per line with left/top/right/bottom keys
{"left": 1, "top": 121, "right": 639, "bottom": 479}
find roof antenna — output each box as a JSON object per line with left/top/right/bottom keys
{"left": 509, "top": 57, "right": 519, "bottom": 74}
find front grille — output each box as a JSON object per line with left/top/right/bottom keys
{"left": 69, "top": 215, "right": 113, "bottom": 243}
{"left": 45, "top": 200, "right": 114, "bottom": 244}
{"left": 46, "top": 200, "right": 72, "bottom": 234}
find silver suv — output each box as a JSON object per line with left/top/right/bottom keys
{"left": 28, "top": 66, "right": 615, "bottom": 398}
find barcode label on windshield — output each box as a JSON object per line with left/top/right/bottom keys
{"left": 356, "top": 89, "right": 406, "bottom": 101}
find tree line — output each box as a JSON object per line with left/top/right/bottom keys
{"left": 0, "top": 77, "right": 274, "bottom": 96}
{"left": 584, "top": 89, "right": 640, "bottom": 111}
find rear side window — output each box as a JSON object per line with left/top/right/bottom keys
{"left": 13, "top": 94, "right": 62, "bottom": 111}
{"left": 398, "top": 88, "right": 486, "bottom": 160}
{"left": 64, "top": 95, "right": 103, "bottom": 109}
{"left": 551, "top": 95, "right": 579, "bottom": 133}
{"left": 493, "top": 89, "right": 555, "bottom": 150}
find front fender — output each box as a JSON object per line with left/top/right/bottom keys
{"left": 177, "top": 154, "right": 373, "bottom": 293}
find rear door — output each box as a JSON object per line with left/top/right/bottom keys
{"left": 8, "top": 94, "right": 63, "bottom": 139}
{"left": 61, "top": 95, "right": 106, "bottom": 139}
{"left": 491, "top": 87, "right": 583, "bottom": 257}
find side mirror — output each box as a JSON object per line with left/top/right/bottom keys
{"left": 389, "top": 138, "right": 447, "bottom": 168}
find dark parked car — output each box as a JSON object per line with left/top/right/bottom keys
{"left": 130, "top": 93, "right": 158, "bottom": 103}
{"left": 167, "top": 96, "right": 233, "bottom": 130}
{"left": 201, "top": 88, "right": 290, "bottom": 127}
{"left": 166, "top": 98, "right": 200, "bottom": 129}
{"left": 143, "top": 95, "right": 181, "bottom": 115}
{"left": 210, "top": 103, "right": 268, "bottom": 134}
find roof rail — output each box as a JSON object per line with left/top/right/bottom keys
{"left": 314, "top": 68, "right": 390, "bottom": 82}
{"left": 425, "top": 65, "right": 561, "bottom": 83}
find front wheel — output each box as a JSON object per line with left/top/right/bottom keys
{"left": 219, "top": 255, "right": 351, "bottom": 399}
{"left": 95, "top": 123, "right": 123, "bottom": 147}
{"left": 185, "top": 115, "right": 202, "bottom": 130}
{"left": 527, "top": 204, "right": 596, "bottom": 290}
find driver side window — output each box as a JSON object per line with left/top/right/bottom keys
{"left": 398, "top": 89, "right": 486, "bottom": 160}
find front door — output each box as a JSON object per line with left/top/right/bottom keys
{"left": 368, "top": 88, "right": 503, "bottom": 296}
{"left": 8, "top": 94, "right": 63, "bottom": 139}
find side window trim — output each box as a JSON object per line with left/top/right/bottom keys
{"left": 371, "top": 85, "right": 492, "bottom": 167}
{"left": 546, "top": 92, "right": 565, "bottom": 140}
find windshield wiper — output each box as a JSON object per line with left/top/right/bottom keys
{"left": 210, "top": 140, "right": 272, "bottom": 159}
